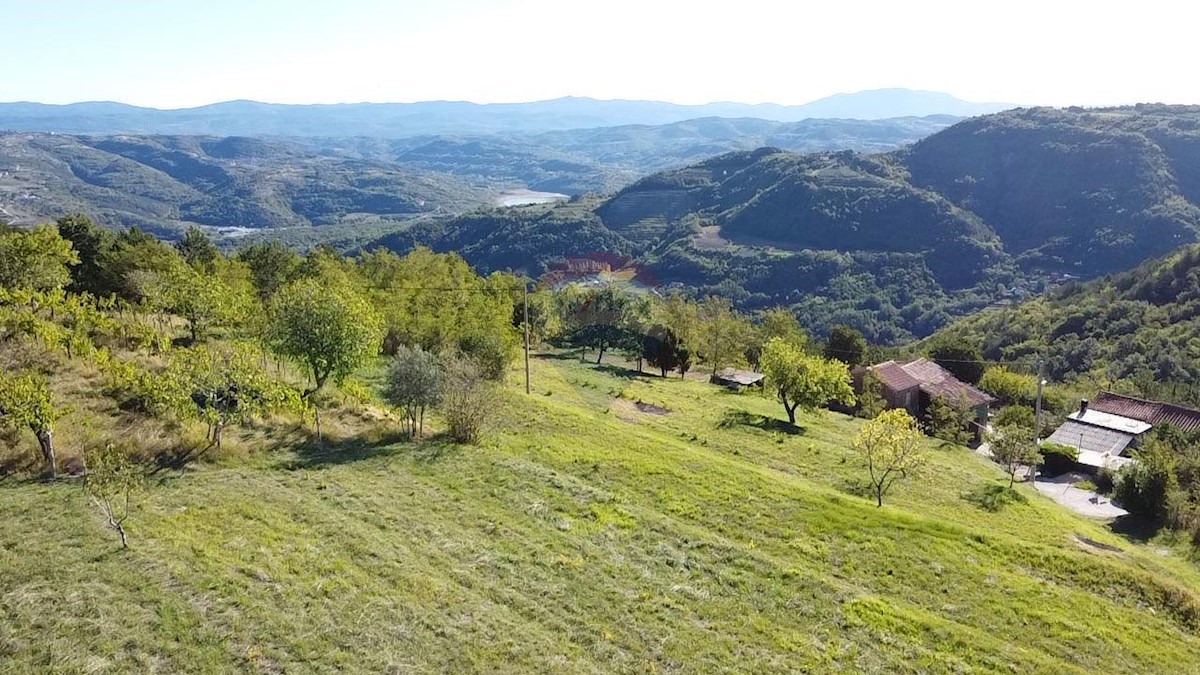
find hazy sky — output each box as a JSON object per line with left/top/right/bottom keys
{"left": 2, "top": 0, "right": 1195, "bottom": 108}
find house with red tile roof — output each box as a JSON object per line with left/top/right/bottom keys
{"left": 1088, "top": 392, "right": 1200, "bottom": 433}
{"left": 852, "top": 358, "right": 995, "bottom": 440}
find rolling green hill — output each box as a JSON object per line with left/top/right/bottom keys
{"left": 0, "top": 133, "right": 492, "bottom": 237}
{"left": 3, "top": 354, "right": 1200, "bottom": 672}
{"left": 929, "top": 244, "right": 1200, "bottom": 403}
{"left": 365, "top": 106, "right": 1200, "bottom": 343}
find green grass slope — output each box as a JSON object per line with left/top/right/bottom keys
{"left": 3, "top": 356, "right": 1200, "bottom": 673}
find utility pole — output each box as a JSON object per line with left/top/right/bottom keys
{"left": 523, "top": 281, "right": 531, "bottom": 395}
{"left": 1032, "top": 355, "right": 1046, "bottom": 482}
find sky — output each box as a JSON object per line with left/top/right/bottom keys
{"left": 2, "top": 0, "right": 1197, "bottom": 109}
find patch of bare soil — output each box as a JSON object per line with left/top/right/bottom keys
{"left": 610, "top": 399, "right": 670, "bottom": 422}
{"left": 1073, "top": 535, "right": 1125, "bottom": 556}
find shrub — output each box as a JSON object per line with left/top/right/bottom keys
{"left": 1114, "top": 441, "right": 1178, "bottom": 522}
{"left": 1040, "top": 442, "right": 1079, "bottom": 477}
{"left": 440, "top": 356, "right": 497, "bottom": 444}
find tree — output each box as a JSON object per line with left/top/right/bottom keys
{"left": 926, "top": 395, "right": 975, "bottom": 444}
{"left": 176, "top": 226, "right": 219, "bottom": 272}
{"left": 987, "top": 425, "right": 1042, "bottom": 488}
{"left": 237, "top": 241, "right": 300, "bottom": 304}
{"left": 994, "top": 405, "right": 1036, "bottom": 430}
{"left": 853, "top": 409, "right": 927, "bottom": 507}
{"left": 824, "top": 325, "right": 867, "bottom": 366}
{"left": 1115, "top": 441, "right": 1179, "bottom": 522}
{"left": 562, "top": 286, "right": 633, "bottom": 364}
{"left": 267, "top": 278, "right": 383, "bottom": 396}
{"left": 697, "top": 295, "right": 750, "bottom": 375}
{"left": 165, "top": 346, "right": 303, "bottom": 450}
{"left": 83, "top": 444, "right": 146, "bottom": 549}
{"left": 385, "top": 346, "right": 444, "bottom": 438}
{"left": 857, "top": 369, "right": 887, "bottom": 419}
{"left": 147, "top": 258, "right": 253, "bottom": 343}
{"left": 440, "top": 355, "right": 497, "bottom": 444}
{"left": 57, "top": 214, "right": 115, "bottom": 297}
{"left": 642, "top": 325, "right": 685, "bottom": 378}
{"left": 760, "top": 338, "right": 855, "bottom": 425}
{"left": 929, "top": 342, "right": 985, "bottom": 385}
{"left": 0, "top": 225, "right": 79, "bottom": 293}
{"left": 747, "top": 308, "right": 809, "bottom": 370}
{"left": 0, "top": 371, "right": 62, "bottom": 479}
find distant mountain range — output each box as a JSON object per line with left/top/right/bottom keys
{"left": 0, "top": 89, "right": 1010, "bottom": 137}
{"left": 0, "top": 115, "right": 958, "bottom": 233}
{"left": 363, "top": 105, "right": 1200, "bottom": 342}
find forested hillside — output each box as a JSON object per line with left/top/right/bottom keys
{"left": 0, "top": 133, "right": 491, "bottom": 237}
{"left": 367, "top": 106, "right": 1200, "bottom": 343}
{"left": 931, "top": 244, "right": 1200, "bottom": 404}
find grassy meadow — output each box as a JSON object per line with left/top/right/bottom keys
{"left": 3, "top": 353, "right": 1200, "bottom": 673}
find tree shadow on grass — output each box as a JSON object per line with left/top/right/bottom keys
{"left": 595, "top": 364, "right": 653, "bottom": 381}
{"left": 717, "top": 410, "right": 806, "bottom": 436}
{"left": 1110, "top": 513, "right": 1163, "bottom": 543}
{"left": 840, "top": 478, "right": 874, "bottom": 500}
{"left": 962, "top": 482, "right": 1026, "bottom": 512}
{"left": 277, "top": 429, "right": 455, "bottom": 470}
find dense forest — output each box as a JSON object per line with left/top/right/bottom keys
{"left": 930, "top": 244, "right": 1200, "bottom": 406}
{"left": 357, "top": 106, "right": 1200, "bottom": 344}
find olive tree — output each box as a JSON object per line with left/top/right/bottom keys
{"left": 267, "top": 278, "right": 383, "bottom": 396}
{"left": 853, "top": 409, "right": 928, "bottom": 507}
{"left": 0, "top": 371, "right": 62, "bottom": 479}
{"left": 760, "top": 338, "right": 855, "bottom": 425}
{"left": 83, "top": 444, "right": 146, "bottom": 549}
{"left": 385, "top": 345, "right": 443, "bottom": 438}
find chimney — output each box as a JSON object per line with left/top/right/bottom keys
{"left": 1079, "top": 399, "right": 1089, "bottom": 415}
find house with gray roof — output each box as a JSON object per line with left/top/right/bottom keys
{"left": 1045, "top": 400, "right": 1150, "bottom": 471}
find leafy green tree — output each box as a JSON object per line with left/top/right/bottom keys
{"left": 857, "top": 369, "right": 888, "bottom": 419}
{"left": 457, "top": 331, "right": 517, "bottom": 382}
{"left": 925, "top": 395, "right": 976, "bottom": 445}
{"left": 747, "top": 308, "right": 809, "bottom": 370}
{"left": 176, "top": 226, "right": 219, "bottom": 272}
{"left": 987, "top": 425, "right": 1041, "bottom": 488}
{"left": 237, "top": 241, "right": 301, "bottom": 304}
{"left": 385, "top": 346, "right": 443, "bottom": 438}
{"left": 760, "top": 338, "right": 855, "bottom": 425}
{"left": 562, "top": 285, "right": 634, "bottom": 364}
{"left": 267, "top": 278, "right": 383, "bottom": 396}
{"left": 147, "top": 258, "right": 253, "bottom": 343}
{"left": 83, "top": 444, "right": 146, "bottom": 549}
{"left": 929, "top": 342, "right": 985, "bottom": 385}
{"left": 994, "top": 405, "right": 1036, "bottom": 430}
{"left": 100, "top": 228, "right": 184, "bottom": 304}
{"left": 854, "top": 409, "right": 927, "bottom": 507}
{"left": 0, "top": 225, "right": 79, "bottom": 292}
{"left": 0, "top": 371, "right": 62, "bottom": 479}
{"left": 56, "top": 214, "right": 115, "bottom": 296}
{"left": 1115, "top": 441, "right": 1179, "bottom": 522}
{"left": 165, "top": 346, "right": 303, "bottom": 449}
{"left": 697, "top": 295, "right": 751, "bottom": 375}
{"left": 824, "top": 325, "right": 867, "bottom": 366}
{"left": 642, "top": 325, "right": 686, "bottom": 378}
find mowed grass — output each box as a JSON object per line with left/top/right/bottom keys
{"left": 3, "top": 355, "right": 1200, "bottom": 673}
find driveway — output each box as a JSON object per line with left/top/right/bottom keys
{"left": 1033, "top": 474, "right": 1128, "bottom": 518}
